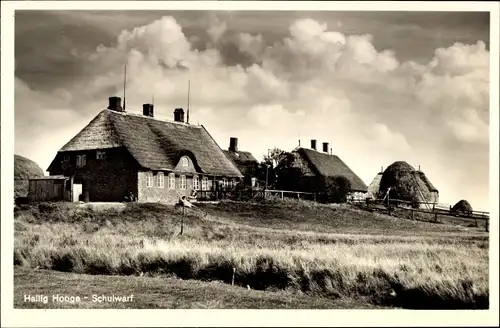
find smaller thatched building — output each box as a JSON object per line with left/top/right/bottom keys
{"left": 287, "top": 140, "right": 368, "bottom": 200}
{"left": 222, "top": 137, "right": 258, "bottom": 187}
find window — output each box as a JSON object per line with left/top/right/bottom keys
{"left": 181, "top": 157, "right": 189, "bottom": 167}
{"left": 251, "top": 177, "right": 257, "bottom": 187}
{"left": 231, "top": 179, "right": 237, "bottom": 188}
{"left": 168, "top": 173, "right": 175, "bottom": 189}
{"left": 157, "top": 172, "right": 164, "bottom": 188}
{"left": 180, "top": 175, "right": 187, "bottom": 190}
{"left": 193, "top": 175, "right": 200, "bottom": 190}
{"left": 96, "top": 150, "right": 106, "bottom": 160}
{"left": 222, "top": 178, "right": 228, "bottom": 188}
{"left": 146, "top": 172, "right": 153, "bottom": 187}
{"left": 202, "top": 177, "right": 208, "bottom": 191}
{"left": 63, "top": 155, "right": 70, "bottom": 162}
{"left": 76, "top": 155, "right": 86, "bottom": 168}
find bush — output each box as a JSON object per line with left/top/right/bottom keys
{"left": 322, "top": 176, "right": 352, "bottom": 203}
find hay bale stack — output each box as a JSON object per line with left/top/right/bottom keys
{"left": 451, "top": 200, "right": 473, "bottom": 215}
{"left": 378, "top": 161, "right": 430, "bottom": 203}
{"left": 14, "top": 154, "right": 44, "bottom": 198}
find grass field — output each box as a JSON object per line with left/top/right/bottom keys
{"left": 13, "top": 200, "right": 489, "bottom": 309}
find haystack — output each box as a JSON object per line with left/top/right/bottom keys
{"left": 367, "top": 172, "right": 383, "bottom": 199}
{"left": 378, "top": 161, "right": 438, "bottom": 204}
{"left": 14, "top": 154, "right": 44, "bottom": 198}
{"left": 451, "top": 200, "right": 473, "bottom": 215}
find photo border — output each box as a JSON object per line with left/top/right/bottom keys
{"left": 1, "top": 1, "right": 499, "bottom": 327}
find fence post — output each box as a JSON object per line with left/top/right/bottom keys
{"left": 411, "top": 209, "right": 415, "bottom": 221}
{"left": 281, "top": 191, "right": 284, "bottom": 200}
{"left": 434, "top": 212, "right": 438, "bottom": 223}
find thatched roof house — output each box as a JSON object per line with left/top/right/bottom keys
{"left": 47, "top": 97, "right": 243, "bottom": 203}
{"left": 222, "top": 137, "right": 258, "bottom": 185}
{"left": 378, "top": 161, "right": 439, "bottom": 206}
{"left": 290, "top": 140, "right": 368, "bottom": 194}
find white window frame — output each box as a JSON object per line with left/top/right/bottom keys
{"left": 168, "top": 173, "right": 175, "bottom": 190}
{"left": 202, "top": 177, "right": 208, "bottom": 191}
{"left": 76, "top": 154, "right": 86, "bottom": 168}
{"left": 63, "top": 155, "right": 70, "bottom": 162}
{"left": 96, "top": 150, "right": 106, "bottom": 160}
{"left": 157, "top": 172, "right": 164, "bottom": 188}
{"left": 146, "top": 172, "right": 153, "bottom": 188}
{"left": 180, "top": 175, "right": 187, "bottom": 190}
{"left": 193, "top": 175, "right": 199, "bottom": 190}
{"left": 231, "top": 179, "right": 236, "bottom": 188}
{"left": 222, "top": 178, "right": 228, "bottom": 188}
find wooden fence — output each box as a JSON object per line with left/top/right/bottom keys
{"left": 194, "top": 189, "right": 317, "bottom": 202}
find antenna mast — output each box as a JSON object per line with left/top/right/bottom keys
{"left": 187, "top": 79, "right": 191, "bottom": 124}
{"left": 123, "top": 65, "right": 127, "bottom": 111}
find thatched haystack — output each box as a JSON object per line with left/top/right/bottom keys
{"left": 378, "top": 161, "right": 438, "bottom": 205}
{"left": 451, "top": 200, "right": 473, "bottom": 215}
{"left": 14, "top": 154, "right": 44, "bottom": 198}
{"left": 367, "top": 172, "right": 383, "bottom": 199}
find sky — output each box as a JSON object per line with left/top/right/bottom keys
{"left": 14, "top": 10, "right": 491, "bottom": 210}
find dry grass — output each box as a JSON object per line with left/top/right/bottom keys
{"left": 14, "top": 201, "right": 489, "bottom": 309}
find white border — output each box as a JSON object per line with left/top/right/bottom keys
{"left": 1, "top": 1, "right": 499, "bottom": 327}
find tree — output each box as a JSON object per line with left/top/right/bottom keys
{"left": 322, "top": 175, "right": 352, "bottom": 203}
{"left": 264, "top": 148, "right": 289, "bottom": 168}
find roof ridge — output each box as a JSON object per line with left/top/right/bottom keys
{"left": 105, "top": 109, "right": 203, "bottom": 128}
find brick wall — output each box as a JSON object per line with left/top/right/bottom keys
{"left": 137, "top": 171, "right": 194, "bottom": 204}
{"left": 49, "top": 147, "right": 138, "bottom": 202}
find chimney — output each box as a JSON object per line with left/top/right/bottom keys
{"left": 107, "top": 96, "right": 123, "bottom": 112}
{"left": 311, "top": 139, "right": 317, "bottom": 151}
{"left": 322, "top": 142, "right": 329, "bottom": 153}
{"left": 174, "top": 108, "right": 185, "bottom": 122}
{"left": 229, "top": 137, "right": 238, "bottom": 152}
{"left": 142, "top": 103, "right": 154, "bottom": 117}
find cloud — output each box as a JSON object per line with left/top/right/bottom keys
{"left": 15, "top": 14, "right": 490, "bottom": 210}
{"left": 206, "top": 14, "right": 228, "bottom": 43}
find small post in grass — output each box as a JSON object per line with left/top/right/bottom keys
{"left": 181, "top": 205, "right": 185, "bottom": 236}
{"left": 178, "top": 196, "right": 193, "bottom": 236}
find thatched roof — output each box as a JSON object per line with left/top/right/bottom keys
{"left": 378, "top": 161, "right": 438, "bottom": 202}
{"left": 222, "top": 150, "right": 258, "bottom": 176}
{"left": 295, "top": 148, "right": 368, "bottom": 192}
{"left": 451, "top": 199, "right": 473, "bottom": 213}
{"left": 15, "top": 154, "right": 44, "bottom": 198}
{"left": 50, "top": 109, "right": 243, "bottom": 178}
